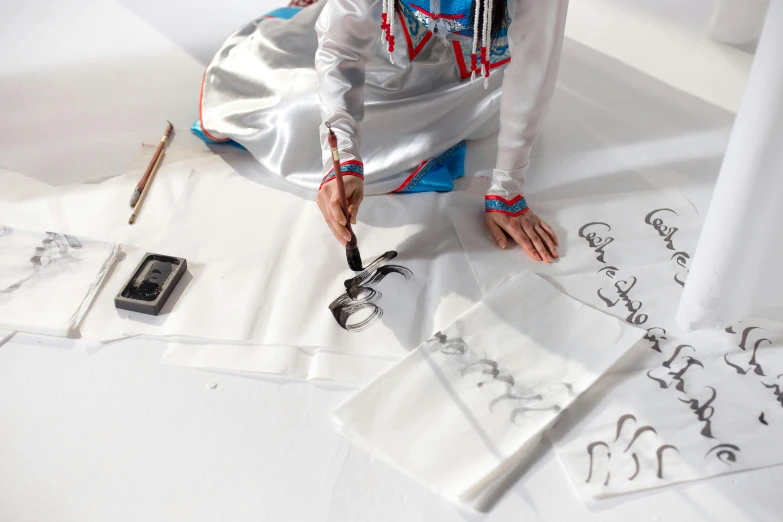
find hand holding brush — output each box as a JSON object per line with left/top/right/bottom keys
{"left": 318, "top": 123, "right": 364, "bottom": 271}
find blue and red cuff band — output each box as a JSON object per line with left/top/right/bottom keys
{"left": 485, "top": 194, "right": 529, "bottom": 216}
{"left": 319, "top": 160, "right": 365, "bottom": 189}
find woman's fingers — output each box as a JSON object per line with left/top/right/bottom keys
{"left": 540, "top": 219, "right": 558, "bottom": 245}
{"left": 485, "top": 215, "right": 508, "bottom": 249}
{"left": 328, "top": 195, "right": 348, "bottom": 226}
{"left": 327, "top": 196, "right": 352, "bottom": 242}
{"left": 328, "top": 220, "right": 348, "bottom": 245}
{"left": 317, "top": 191, "right": 349, "bottom": 245}
{"left": 347, "top": 203, "right": 358, "bottom": 225}
{"left": 499, "top": 218, "right": 540, "bottom": 261}
{"left": 535, "top": 223, "right": 558, "bottom": 258}
{"left": 522, "top": 219, "right": 552, "bottom": 263}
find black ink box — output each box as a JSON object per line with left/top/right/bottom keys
{"left": 114, "top": 253, "right": 187, "bottom": 315}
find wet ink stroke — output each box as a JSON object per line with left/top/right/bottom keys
{"left": 328, "top": 251, "right": 412, "bottom": 332}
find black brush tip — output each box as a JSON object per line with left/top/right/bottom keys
{"left": 346, "top": 245, "right": 363, "bottom": 272}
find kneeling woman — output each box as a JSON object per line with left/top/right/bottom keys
{"left": 196, "top": 0, "right": 568, "bottom": 262}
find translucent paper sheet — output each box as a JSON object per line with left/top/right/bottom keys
{"left": 123, "top": 168, "right": 481, "bottom": 384}
{"left": 450, "top": 186, "right": 783, "bottom": 499}
{"left": 449, "top": 188, "right": 700, "bottom": 292}
{"left": 0, "top": 227, "right": 119, "bottom": 337}
{"left": 333, "top": 271, "right": 645, "bottom": 510}
{"left": 550, "top": 318, "right": 783, "bottom": 501}
{"left": 46, "top": 151, "right": 203, "bottom": 248}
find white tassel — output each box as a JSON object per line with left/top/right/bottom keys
{"left": 470, "top": 0, "right": 481, "bottom": 78}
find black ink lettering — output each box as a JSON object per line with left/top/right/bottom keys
{"left": 629, "top": 453, "right": 640, "bottom": 481}
{"left": 670, "top": 357, "right": 704, "bottom": 393}
{"left": 761, "top": 374, "right": 783, "bottom": 408}
{"left": 673, "top": 271, "right": 687, "bottom": 287}
{"left": 578, "top": 222, "right": 614, "bottom": 263}
{"left": 656, "top": 445, "right": 679, "bottom": 479}
{"left": 705, "top": 443, "right": 740, "bottom": 465}
{"left": 328, "top": 251, "right": 412, "bottom": 332}
{"left": 596, "top": 276, "right": 648, "bottom": 325}
{"left": 644, "top": 208, "right": 680, "bottom": 250}
{"left": 724, "top": 333, "right": 771, "bottom": 377}
{"left": 598, "top": 265, "right": 619, "bottom": 279}
{"left": 663, "top": 344, "right": 694, "bottom": 368}
{"left": 585, "top": 442, "right": 610, "bottom": 483}
{"left": 613, "top": 413, "right": 637, "bottom": 442}
{"left": 678, "top": 386, "right": 717, "bottom": 439}
{"left": 644, "top": 327, "right": 668, "bottom": 353}
{"left": 624, "top": 426, "right": 658, "bottom": 452}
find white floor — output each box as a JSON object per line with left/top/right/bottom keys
{"left": 2, "top": 1, "right": 781, "bottom": 521}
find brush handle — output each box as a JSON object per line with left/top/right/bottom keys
{"left": 136, "top": 122, "right": 173, "bottom": 192}
{"left": 129, "top": 149, "right": 165, "bottom": 224}
{"left": 327, "top": 128, "right": 357, "bottom": 248}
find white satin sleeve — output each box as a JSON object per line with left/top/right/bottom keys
{"left": 314, "top": 0, "right": 381, "bottom": 187}
{"left": 487, "top": 0, "right": 569, "bottom": 204}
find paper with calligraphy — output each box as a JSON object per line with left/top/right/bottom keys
{"left": 120, "top": 168, "right": 481, "bottom": 385}
{"left": 333, "top": 271, "right": 644, "bottom": 510}
{"left": 0, "top": 226, "right": 119, "bottom": 337}
{"left": 450, "top": 187, "right": 783, "bottom": 499}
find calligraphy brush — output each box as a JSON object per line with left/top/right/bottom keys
{"left": 129, "top": 148, "right": 165, "bottom": 225}
{"left": 130, "top": 121, "right": 173, "bottom": 207}
{"left": 325, "top": 122, "right": 363, "bottom": 271}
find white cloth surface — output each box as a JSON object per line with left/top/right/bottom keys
{"left": 551, "top": 317, "right": 783, "bottom": 501}
{"left": 0, "top": 227, "right": 119, "bottom": 337}
{"left": 677, "top": 0, "right": 783, "bottom": 329}
{"left": 119, "top": 166, "right": 482, "bottom": 384}
{"left": 333, "top": 271, "right": 644, "bottom": 509}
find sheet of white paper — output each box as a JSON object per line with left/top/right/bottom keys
{"left": 0, "top": 227, "right": 119, "bottom": 337}
{"left": 0, "top": 169, "right": 54, "bottom": 230}
{"left": 47, "top": 149, "right": 213, "bottom": 248}
{"left": 449, "top": 187, "right": 700, "bottom": 292}
{"left": 117, "top": 167, "right": 481, "bottom": 384}
{"left": 550, "top": 317, "right": 783, "bottom": 501}
{"left": 450, "top": 184, "right": 783, "bottom": 499}
{"left": 160, "top": 342, "right": 397, "bottom": 386}
{"left": 333, "top": 271, "right": 645, "bottom": 509}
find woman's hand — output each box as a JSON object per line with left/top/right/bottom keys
{"left": 485, "top": 210, "right": 559, "bottom": 263}
{"left": 317, "top": 176, "right": 364, "bottom": 245}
